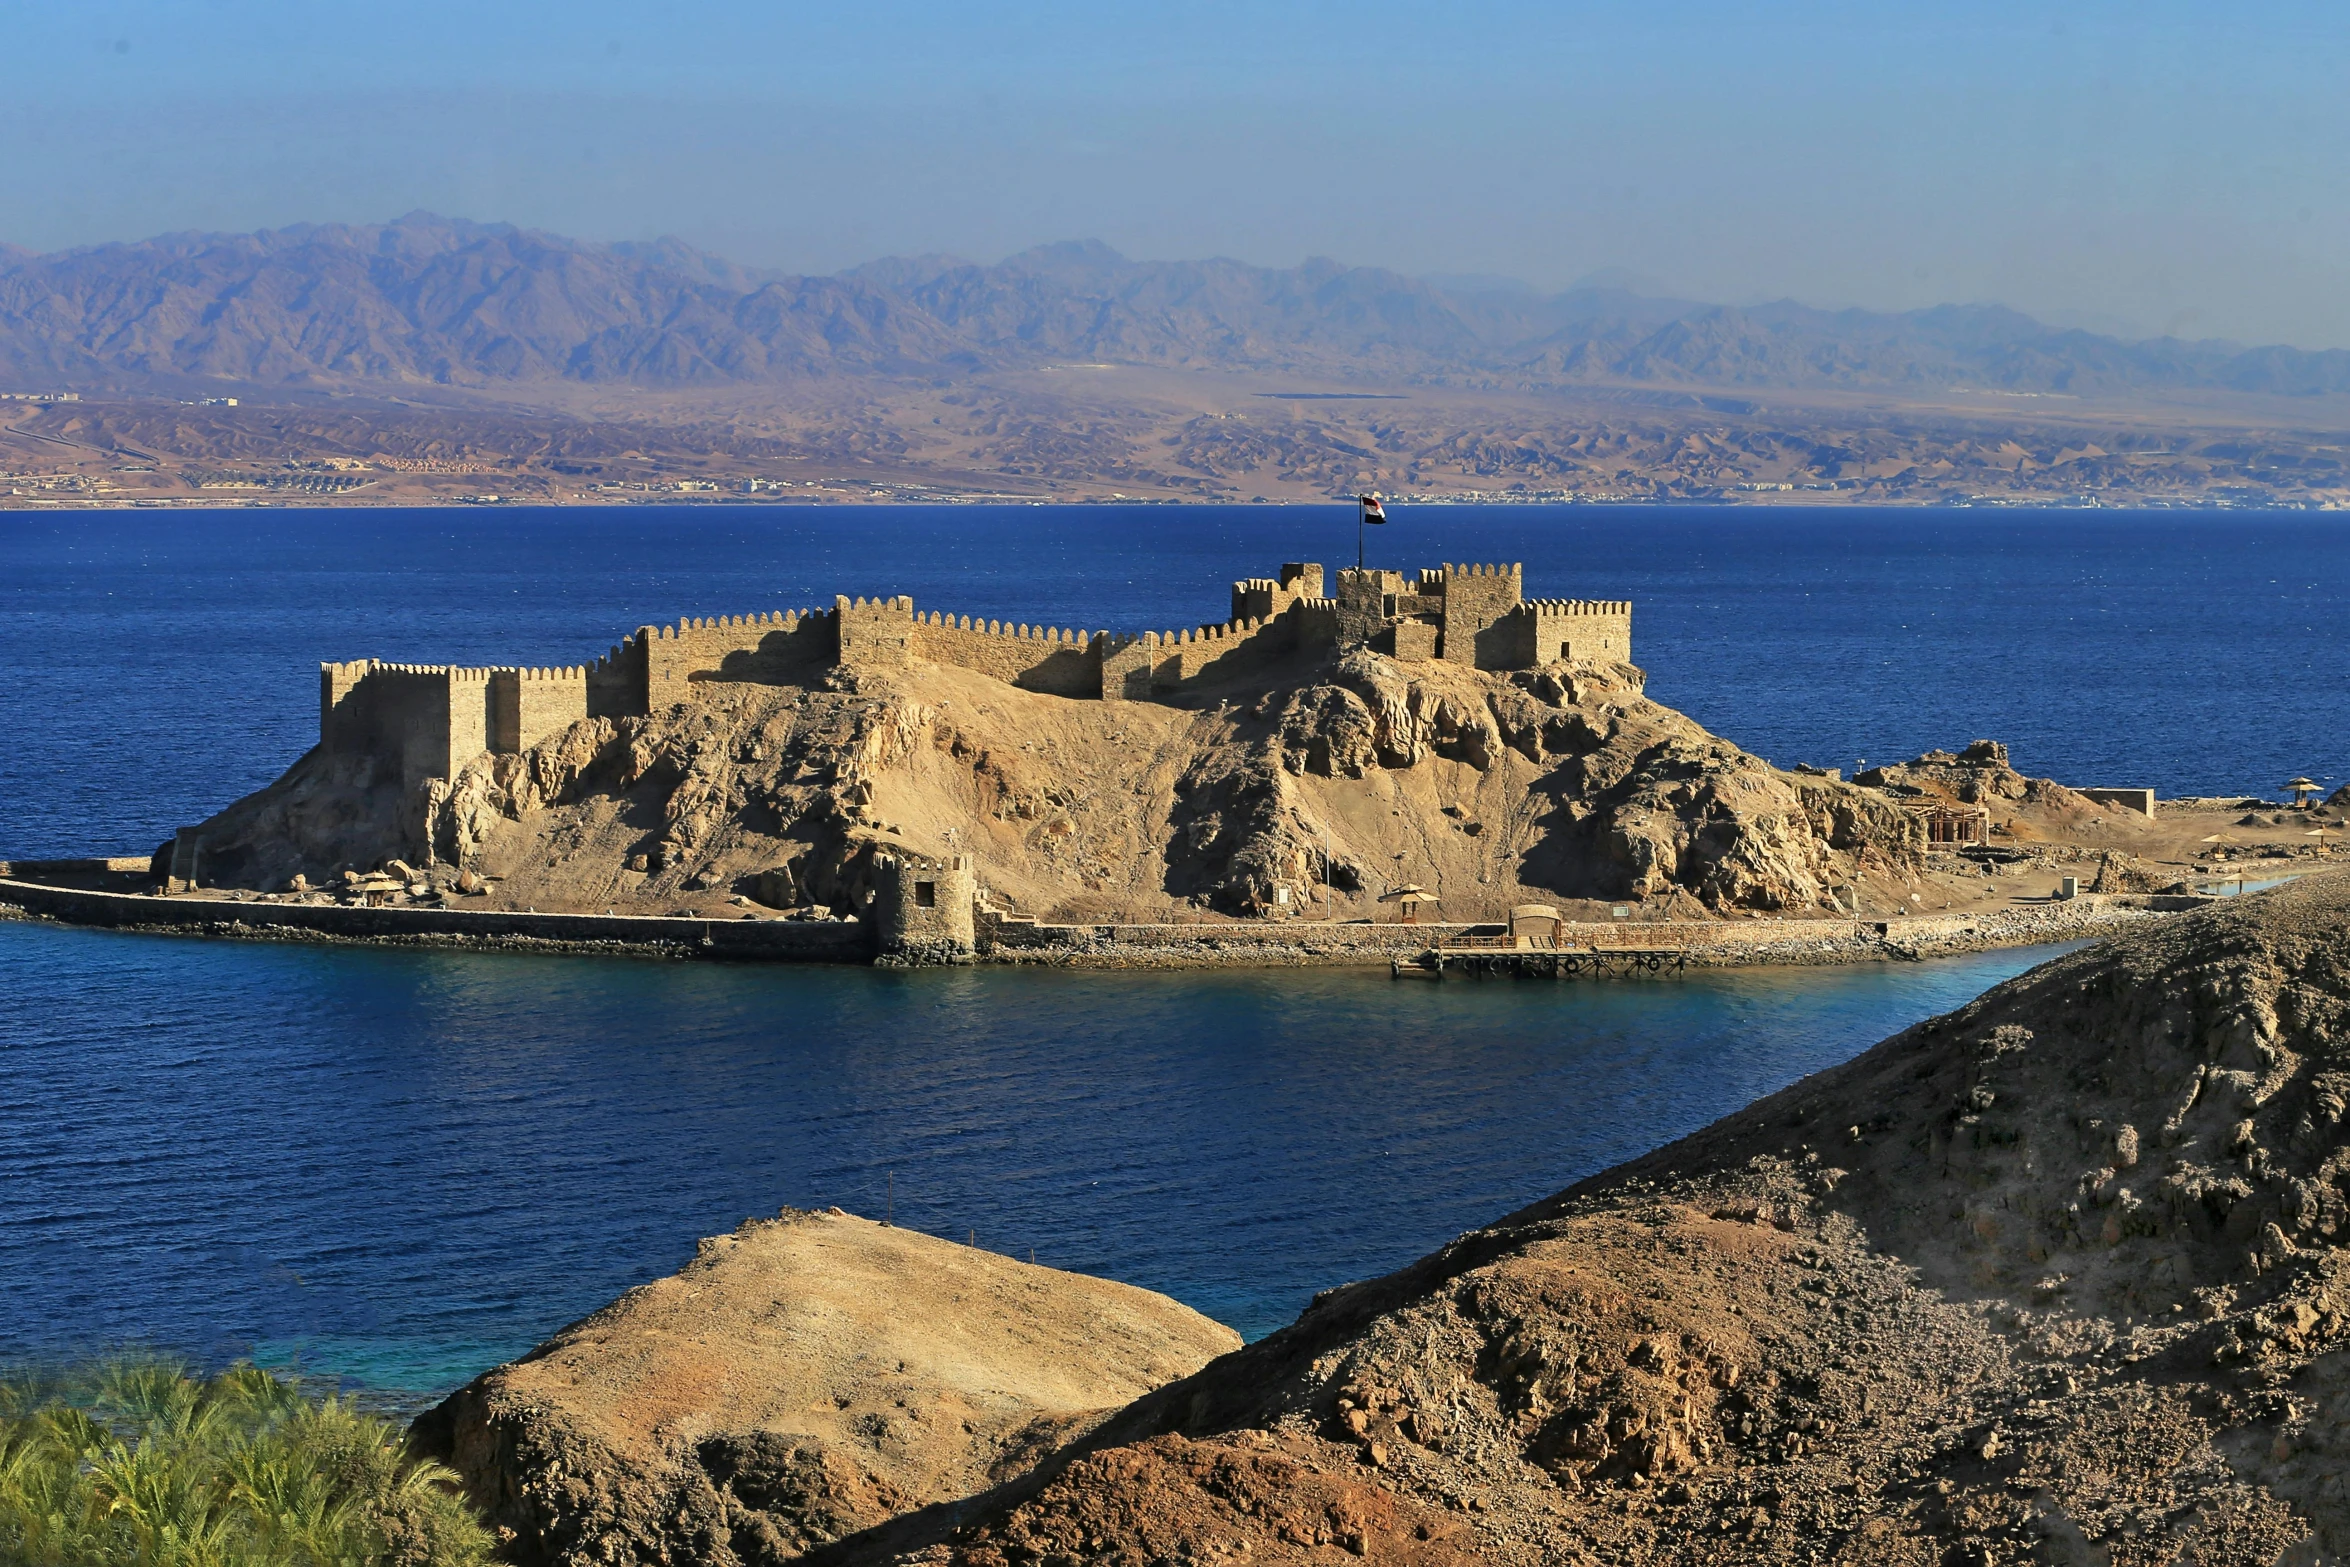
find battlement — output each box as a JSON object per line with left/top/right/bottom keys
{"left": 649, "top": 608, "right": 827, "bottom": 641}
{"left": 1231, "top": 562, "right": 1325, "bottom": 622}
{"left": 489, "top": 665, "right": 588, "bottom": 754}
{"left": 352, "top": 662, "right": 499, "bottom": 680}
{"left": 1098, "top": 613, "right": 1291, "bottom": 699}
{"left": 1414, "top": 562, "right": 1524, "bottom": 593}
{"left": 914, "top": 611, "right": 1097, "bottom": 645}
{"left": 1506, "top": 596, "right": 1633, "bottom": 666}
{"left": 1515, "top": 598, "right": 1633, "bottom": 615}
{"left": 873, "top": 850, "right": 977, "bottom": 961}
{"left": 1116, "top": 615, "right": 1273, "bottom": 649}
{"left": 636, "top": 606, "right": 836, "bottom": 706}
{"left": 905, "top": 607, "right": 1105, "bottom": 694}
{"left": 308, "top": 557, "right": 1629, "bottom": 812}
{"left": 318, "top": 660, "right": 492, "bottom": 791}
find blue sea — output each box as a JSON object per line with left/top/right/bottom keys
{"left": 3, "top": 504, "right": 2346, "bottom": 1401}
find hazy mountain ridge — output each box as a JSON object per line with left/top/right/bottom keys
{"left": 4, "top": 213, "right": 2350, "bottom": 397}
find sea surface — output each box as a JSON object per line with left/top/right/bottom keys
{"left": 2, "top": 503, "right": 2346, "bottom": 1400}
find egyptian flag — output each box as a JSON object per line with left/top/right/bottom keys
{"left": 1359, "top": 495, "right": 1387, "bottom": 522}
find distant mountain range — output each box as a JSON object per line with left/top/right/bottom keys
{"left": 5, "top": 212, "right": 2349, "bottom": 399}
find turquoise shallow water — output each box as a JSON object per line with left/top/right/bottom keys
{"left": 2, "top": 501, "right": 2344, "bottom": 1401}
{"left": 0, "top": 915, "right": 2070, "bottom": 1397}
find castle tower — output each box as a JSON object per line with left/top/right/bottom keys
{"left": 1436, "top": 562, "right": 1523, "bottom": 667}
{"left": 872, "top": 852, "right": 978, "bottom": 964}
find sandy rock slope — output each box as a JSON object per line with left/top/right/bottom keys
{"left": 408, "top": 1211, "right": 1238, "bottom": 1566}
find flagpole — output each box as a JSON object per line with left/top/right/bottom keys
{"left": 1357, "top": 495, "right": 1365, "bottom": 571}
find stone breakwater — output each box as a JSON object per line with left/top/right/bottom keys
{"left": 0, "top": 876, "right": 869, "bottom": 962}
{"left": 1, "top": 871, "right": 2194, "bottom": 970}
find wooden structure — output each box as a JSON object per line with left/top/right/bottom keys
{"left": 1379, "top": 884, "right": 1440, "bottom": 925}
{"left": 1906, "top": 800, "right": 1992, "bottom": 846}
{"left": 1508, "top": 904, "right": 1566, "bottom": 944}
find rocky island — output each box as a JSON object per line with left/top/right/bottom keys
{"left": 2, "top": 554, "right": 2336, "bottom": 965}
{"left": 415, "top": 872, "right": 2350, "bottom": 1564}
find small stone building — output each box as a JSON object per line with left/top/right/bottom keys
{"left": 872, "top": 852, "right": 978, "bottom": 964}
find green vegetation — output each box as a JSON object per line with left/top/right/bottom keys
{"left": 0, "top": 1359, "right": 493, "bottom": 1567}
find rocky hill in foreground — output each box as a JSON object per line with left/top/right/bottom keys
{"left": 845, "top": 872, "right": 2350, "bottom": 1566}
{"left": 179, "top": 642, "right": 1938, "bottom": 925}
{"left": 410, "top": 1217, "right": 1235, "bottom": 1567}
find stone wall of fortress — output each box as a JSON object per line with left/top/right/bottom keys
{"left": 1098, "top": 612, "right": 1294, "bottom": 699}
{"left": 1424, "top": 563, "right": 1525, "bottom": 667}
{"left": 639, "top": 609, "right": 836, "bottom": 708}
{"left": 1503, "top": 599, "right": 1634, "bottom": 668}
{"left": 488, "top": 667, "right": 590, "bottom": 756}
{"left": 322, "top": 661, "right": 594, "bottom": 787}
{"left": 909, "top": 611, "right": 1103, "bottom": 696}
{"left": 316, "top": 559, "right": 1628, "bottom": 790}
{"left": 320, "top": 662, "right": 493, "bottom": 788}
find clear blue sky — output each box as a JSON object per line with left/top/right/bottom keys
{"left": 6, "top": 0, "right": 2347, "bottom": 347}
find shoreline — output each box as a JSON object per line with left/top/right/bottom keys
{"left": 0, "top": 872, "right": 2211, "bottom": 971}
{"left": 8, "top": 493, "right": 2347, "bottom": 512}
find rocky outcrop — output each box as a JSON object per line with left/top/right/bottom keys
{"left": 176, "top": 645, "right": 1928, "bottom": 923}
{"left": 874, "top": 873, "right": 2350, "bottom": 1565}
{"left": 408, "top": 1210, "right": 1237, "bottom": 1567}
{"left": 2086, "top": 849, "right": 2180, "bottom": 894}
{"left": 1858, "top": 738, "right": 2102, "bottom": 816}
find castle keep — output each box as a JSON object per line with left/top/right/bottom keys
{"left": 317, "top": 561, "right": 1630, "bottom": 783}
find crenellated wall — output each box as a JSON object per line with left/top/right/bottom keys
{"left": 1503, "top": 598, "right": 1634, "bottom": 666}
{"left": 319, "top": 662, "right": 495, "bottom": 788}
{"left": 642, "top": 609, "right": 835, "bottom": 708}
{"left": 321, "top": 660, "right": 373, "bottom": 738}
{"left": 586, "top": 635, "right": 647, "bottom": 719}
{"left": 833, "top": 595, "right": 916, "bottom": 671}
{"left": 1428, "top": 562, "right": 1524, "bottom": 667}
{"left": 1098, "top": 614, "right": 1291, "bottom": 699}
{"left": 311, "top": 559, "right": 1631, "bottom": 790}
{"left": 489, "top": 667, "right": 589, "bottom": 754}
{"left": 1333, "top": 568, "right": 1408, "bottom": 646}
{"left": 873, "top": 851, "right": 978, "bottom": 961}
{"left": 1231, "top": 561, "right": 1326, "bottom": 622}
{"left": 907, "top": 612, "right": 1104, "bottom": 695}
{"left": 1294, "top": 596, "right": 1341, "bottom": 650}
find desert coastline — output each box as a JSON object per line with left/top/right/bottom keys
{"left": 9, "top": 223, "right": 2350, "bottom": 516}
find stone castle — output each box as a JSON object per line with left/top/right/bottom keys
{"left": 318, "top": 561, "right": 1631, "bottom": 789}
